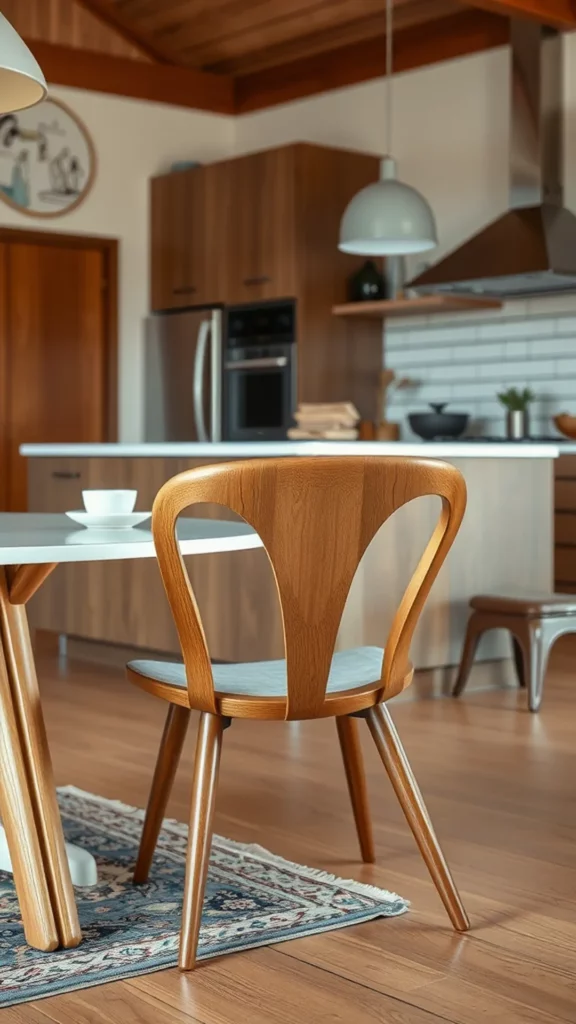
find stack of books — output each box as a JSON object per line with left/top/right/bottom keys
{"left": 287, "top": 402, "right": 360, "bottom": 440}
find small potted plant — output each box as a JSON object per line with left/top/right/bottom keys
{"left": 497, "top": 386, "right": 535, "bottom": 439}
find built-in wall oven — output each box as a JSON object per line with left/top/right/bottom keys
{"left": 223, "top": 300, "right": 296, "bottom": 441}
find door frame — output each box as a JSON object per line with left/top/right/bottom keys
{"left": 0, "top": 226, "right": 119, "bottom": 440}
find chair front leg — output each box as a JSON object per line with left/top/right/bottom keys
{"left": 180, "top": 712, "right": 226, "bottom": 971}
{"left": 366, "top": 704, "right": 469, "bottom": 932}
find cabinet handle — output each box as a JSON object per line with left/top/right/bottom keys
{"left": 52, "top": 471, "right": 81, "bottom": 480}
{"left": 173, "top": 285, "right": 197, "bottom": 295}
{"left": 243, "top": 275, "right": 271, "bottom": 286}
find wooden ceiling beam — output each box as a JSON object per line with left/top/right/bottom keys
{"left": 72, "top": 0, "right": 177, "bottom": 64}
{"left": 235, "top": 9, "right": 510, "bottom": 115}
{"left": 26, "top": 40, "right": 235, "bottom": 115}
{"left": 463, "top": 1, "right": 576, "bottom": 29}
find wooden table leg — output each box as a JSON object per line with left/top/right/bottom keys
{"left": 0, "top": 641, "right": 59, "bottom": 950}
{"left": 0, "top": 566, "right": 81, "bottom": 949}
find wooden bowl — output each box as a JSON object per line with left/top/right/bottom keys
{"left": 554, "top": 413, "right": 576, "bottom": 439}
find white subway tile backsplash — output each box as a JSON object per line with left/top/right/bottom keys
{"left": 455, "top": 342, "right": 504, "bottom": 362}
{"left": 479, "top": 359, "right": 551, "bottom": 380}
{"left": 382, "top": 301, "right": 576, "bottom": 436}
{"left": 388, "top": 345, "right": 453, "bottom": 367}
{"left": 554, "top": 358, "right": 576, "bottom": 375}
{"left": 552, "top": 316, "right": 576, "bottom": 336}
{"left": 477, "top": 317, "right": 556, "bottom": 340}
{"left": 530, "top": 336, "right": 576, "bottom": 357}
{"left": 504, "top": 340, "right": 529, "bottom": 358}
{"left": 410, "top": 325, "right": 477, "bottom": 346}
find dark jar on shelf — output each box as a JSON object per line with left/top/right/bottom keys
{"left": 347, "top": 260, "right": 385, "bottom": 302}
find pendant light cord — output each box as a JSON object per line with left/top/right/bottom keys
{"left": 385, "top": 0, "right": 393, "bottom": 156}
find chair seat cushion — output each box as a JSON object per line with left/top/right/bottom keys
{"left": 128, "top": 646, "right": 384, "bottom": 699}
{"left": 471, "top": 592, "right": 576, "bottom": 617}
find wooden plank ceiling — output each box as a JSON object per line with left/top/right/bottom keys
{"left": 15, "top": 0, "right": 576, "bottom": 113}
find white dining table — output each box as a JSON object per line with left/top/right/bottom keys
{"left": 0, "top": 513, "right": 261, "bottom": 953}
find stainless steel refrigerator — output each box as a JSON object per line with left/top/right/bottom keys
{"left": 144, "top": 308, "right": 222, "bottom": 442}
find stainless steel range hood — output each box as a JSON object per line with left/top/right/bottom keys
{"left": 408, "top": 21, "right": 576, "bottom": 298}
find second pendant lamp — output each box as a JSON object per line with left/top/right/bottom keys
{"left": 338, "top": 0, "right": 437, "bottom": 257}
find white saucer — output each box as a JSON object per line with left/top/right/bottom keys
{"left": 65, "top": 510, "right": 151, "bottom": 530}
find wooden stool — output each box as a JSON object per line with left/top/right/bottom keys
{"left": 453, "top": 592, "right": 576, "bottom": 712}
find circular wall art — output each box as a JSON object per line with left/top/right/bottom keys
{"left": 0, "top": 97, "right": 95, "bottom": 217}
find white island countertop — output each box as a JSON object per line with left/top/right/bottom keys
{"left": 20, "top": 441, "right": 560, "bottom": 459}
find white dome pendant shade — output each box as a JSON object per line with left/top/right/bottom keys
{"left": 0, "top": 12, "right": 47, "bottom": 114}
{"left": 339, "top": 156, "right": 438, "bottom": 255}
{"left": 338, "top": 0, "right": 437, "bottom": 258}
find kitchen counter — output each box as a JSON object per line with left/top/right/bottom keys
{"left": 21, "top": 441, "right": 559, "bottom": 459}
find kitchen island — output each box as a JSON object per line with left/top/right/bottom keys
{"left": 22, "top": 441, "right": 557, "bottom": 679}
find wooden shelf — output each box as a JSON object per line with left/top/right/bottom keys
{"left": 332, "top": 296, "right": 503, "bottom": 319}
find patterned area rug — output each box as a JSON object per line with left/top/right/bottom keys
{"left": 0, "top": 787, "right": 408, "bottom": 1007}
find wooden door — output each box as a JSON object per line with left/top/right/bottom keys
{"left": 150, "top": 168, "right": 210, "bottom": 311}
{"left": 220, "top": 147, "right": 297, "bottom": 305}
{"left": 5, "top": 239, "right": 112, "bottom": 511}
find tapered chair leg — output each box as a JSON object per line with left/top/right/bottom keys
{"left": 336, "top": 716, "right": 375, "bottom": 863}
{"left": 452, "top": 612, "right": 486, "bottom": 697}
{"left": 366, "top": 704, "right": 469, "bottom": 932}
{"left": 134, "top": 704, "right": 191, "bottom": 884}
{"left": 180, "top": 712, "right": 225, "bottom": 971}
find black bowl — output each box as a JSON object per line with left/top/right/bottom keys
{"left": 408, "top": 403, "right": 469, "bottom": 441}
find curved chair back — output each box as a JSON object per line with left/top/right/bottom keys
{"left": 152, "top": 457, "right": 466, "bottom": 720}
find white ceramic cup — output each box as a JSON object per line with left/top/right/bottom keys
{"left": 82, "top": 489, "right": 137, "bottom": 514}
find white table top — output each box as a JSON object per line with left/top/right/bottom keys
{"left": 0, "top": 515, "right": 261, "bottom": 565}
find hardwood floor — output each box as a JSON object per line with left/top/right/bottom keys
{"left": 7, "top": 637, "right": 576, "bottom": 1023}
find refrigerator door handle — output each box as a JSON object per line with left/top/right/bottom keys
{"left": 210, "top": 309, "right": 222, "bottom": 442}
{"left": 193, "top": 319, "right": 211, "bottom": 442}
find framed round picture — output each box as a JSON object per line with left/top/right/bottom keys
{"left": 0, "top": 97, "right": 95, "bottom": 217}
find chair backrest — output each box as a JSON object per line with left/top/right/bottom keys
{"left": 152, "top": 457, "right": 466, "bottom": 720}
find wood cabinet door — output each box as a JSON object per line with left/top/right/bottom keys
{"left": 214, "top": 148, "right": 296, "bottom": 305}
{"left": 150, "top": 168, "right": 210, "bottom": 311}
{"left": 6, "top": 241, "right": 111, "bottom": 511}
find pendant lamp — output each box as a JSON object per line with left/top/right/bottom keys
{"left": 0, "top": 12, "right": 47, "bottom": 114}
{"left": 338, "top": 0, "right": 437, "bottom": 256}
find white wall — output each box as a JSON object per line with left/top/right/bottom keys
{"left": 236, "top": 47, "right": 511, "bottom": 279}
{"left": 0, "top": 85, "right": 234, "bottom": 441}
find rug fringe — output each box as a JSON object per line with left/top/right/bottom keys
{"left": 58, "top": 786, "right": 409, "bottom": 911}
{"left": 214, "top": 835, "right": 409, "bottom": 909}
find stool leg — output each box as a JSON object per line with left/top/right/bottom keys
{"left": 512, "top": 619, "right": 553, "bottom": 713}
{"left": 525, "top": 620, "right": 553, "bottom": 713}
{"left": 511, "top": 639, "right": 526, "bottom": 688}
{"left": 452, "top": 613, "right": 486, "bottom": 697}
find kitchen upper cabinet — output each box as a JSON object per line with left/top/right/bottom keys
{"left": 151, "top": 148, "right": 297, "bottom": 310}
{"left": 150, "top": 167, "right": 210, "bottom": 310}
{"left": 222, "top": 148, "right": 296, "bottom": 304}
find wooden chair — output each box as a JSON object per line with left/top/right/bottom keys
{"left": 126, "top": 456, "right": 470, "bottom": 970}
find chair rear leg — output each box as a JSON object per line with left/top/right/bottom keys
{"left": 336, "top": 716, "right": 375, "bottom": 863}
{"left": 366, "top": 704, "right": 469, "bottom": 932}
{"left": 452, "top": 613, "right": 485, "bottom": 697}
{"left": 180, "top": 712, "right": 226, "bottom": 971}
{"left": 134, "top": 704, "right": 191, "bottom": 884}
